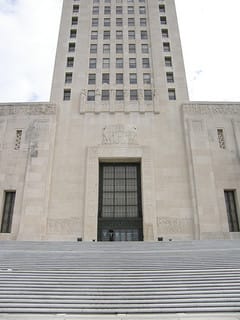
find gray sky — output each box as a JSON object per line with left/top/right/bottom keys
{"left": 0, "top": 0, "right": 240, "bottom": 103}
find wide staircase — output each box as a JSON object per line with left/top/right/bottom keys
{"left": 0, "top": 240, "right": 240, "bottom": 314}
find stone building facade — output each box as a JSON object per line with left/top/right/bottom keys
{"left": 0, "top": 0, "right": 239, "bottom": 241}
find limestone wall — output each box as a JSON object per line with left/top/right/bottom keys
{"left": 183, "top": 103, "right": 240, "bottom": 240}
{"left": 0, "top": 103, "right": 56, "bottom": 240}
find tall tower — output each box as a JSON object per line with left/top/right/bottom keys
{"left": 51, "top": 0, "right": 188, "bottom": 107}
{"left": 48, "top": 0, "right": 191, "bottom": 242}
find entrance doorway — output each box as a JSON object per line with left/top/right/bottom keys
{"left": 98, "top": 163, "right": 143, "bottom": 241}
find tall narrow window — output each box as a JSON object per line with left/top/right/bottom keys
{"left": 67, "top": 57, "right": 74, "bottom": 67}
{"left": 15, "top": 130, "right": 22, "bottom": 150}
{"left": 70, "top": 29, "right": 77, "bottom": 38}
{"left": 165, "top": 56, "right": 172, "bottom": 67}
{"left": 68, "top": 43, "right": 75, "bottom": 52}
{"left": 73, "top": 5, "right": 79, "bottom": 13}
{"left": 168, "top": 88, "right": 176, "bottom": 100}
{"left": 87, "top": 90, "right": 95, "bottom": 101}
{"left": 88, "top": 73, "right": 96, "bottom": 85}
{"left": 102, "top": 73, "right": 110, "bottom": 84}
{"left": 102, "top": 90, "right": 110, "bottom": 101}
{"left": 217, "top": 129, "right": 226, "bottom": 149}
{"left": 166, "top": 72, "right": 174, "bottom": 83}
{"left": 63, "top": 89, "right": 71, "bottom": 101}
{"left": 1, "top": 191, "right": 16, "bottom": 233}
{"left": 224, "top": 190, "right": 239, "bottom": 232}
{"left": 65, "top": 72, "right": 73, "bottom": 83}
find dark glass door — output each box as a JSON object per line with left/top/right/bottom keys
{"left": 98, "top": 163, "right": 143, "bottom": 241}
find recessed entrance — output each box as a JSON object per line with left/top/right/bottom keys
{"left": 98, "top": 163, "right": 143, "bottom": 241}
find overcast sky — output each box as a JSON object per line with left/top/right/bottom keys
{"left": 0, "top": 0, "right": 240, "bottom": 103}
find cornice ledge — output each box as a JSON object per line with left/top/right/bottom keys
{"left": 0, "top": 102, "right": 56, "bottom": 116}
{"left": 182, "top": 102, "right": 240, "bottom": 116}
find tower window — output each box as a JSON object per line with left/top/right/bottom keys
{"left": 89, "top": 58, "right": 97, "bottom": 68}
{"left": 67, "top": 57, "right": 74, "bottom": 67}
{"left": 168, "top": 88, "right": 176, "bottom": 100}
{"left": 161, "top": 29, "right": 168, "bottom": 38}
{"left": 116, "top": 73, "right": 123, "bottom": 84}
{"left": 128, "top": 6, "right": 134, "bottom": 14}
{"left": 102, "top": 90, "right": 110, "bottom": 101}
{"left": 116, "top": 90, "right": 124, "bottom": 101}
{"left": 130, "top": 90, "right": 138, "bottom": 101}
{"left": 129, "top": 44, "right": 136, "bottom": 53}
{"left": 116, "top": 44, "right": 123, "bottom": 53}
{"left": 102, "top": 73, "right": 110, "bottom": 84}
{"left": 104, "top": 30, "right": 110, "bottom": 40}
{"left": 0, "top": 191, "right": 16, "bottom": 233}
{"left": 144, "top": 90, "right": 152, "bottom": 101}
{"left": 87, "top": 90, "right": 95, "bottom": 101}
{"left": 143, "top": 73, "right": 151, "bottom": 84}
{"left": 163, "top": 42, "right": 170, "bottom": 52}
{"left": 165, "top": 56, "right": 172, "bottom": 67}
{"left": 103, "top": 44, "right": 110, "bottom": 53}
{"left": 116, "top": 58, "right": 123, "bottom": 68}
{"left": 166, "top": 72, "right": 174, "bottom": 83}
{"left": 63, "top": 89, "right": 71, "bottom": 101}
{"left": 141, "top": 44, "right": 149, "bottom": 53}
{"left": 73, "top": 5, "right": 79, "bottom": 13}
{"left": 142, "top": 58, "right": 150, "bottom": 68}
{"left": 159, "top": 5, "right": 165, "bottom": 13}
{"left": 217, "top": 129, "right": 226, "bottom": 149}
{"left": 68, "top": 43, "right": 75, "bottom": 52}
{"left": 128, "top": 18, "right": 135, "bottom": 26}
{"left": 71, "top": 17, "right": 78, "bottom": 25}
{"left": 104, "top": 18, "right": 111, "bottom": 26}
{"left": 116, "top": 18, "right": 123, "bottom": 26}
{"left": 224, "top": 190, "right": 239, "bottom": 232}
{"left": 116, "top": 6, "right": 123, "bottom": 14}
{"left": 130, "top": 73, "right": 137, "bottom": 84}
{"left": 103, "top": 58, "right": 110, "bottom": 68}
{"left": 104, "top": 6, "right": 111, "bottom": 14}
{"left": 160, "top": 16, "right": 167, "bottom": 24}
{"left": 140, "top": 18, "right": 146, "bottom": 26}
{"left": 141, "top": 31, "right": 148, "bottom": 39}
{"left": 139, "top": 6, "right": 146, "bottom": 14}
{"left": 88, "top": 73, "right": 96, "bottom": 85}
{"left": 70, "top": 29, "right": 77, "bottom": 38}
{"left": 90, "top": 44, "right": 97, "bottom": 53}
{"left": 92, "top": 6, "right": 99, "bottom": 14}
{"left": 91, "top": 31, "right": 98, "bottom": 40}
{"left": 92, "top": 18, "right": 99, "bottom": 27}
{"left": 116, "top": 30, "right": 123, "bottom": 39}
{"left": 128, "top": 30, "right": 135, "bottom": 40}
{"left": 65, "top": 72, "right": 73, "bottom": 83}
{"left": 129, "top": 58, "right": 137, "bottom": 68}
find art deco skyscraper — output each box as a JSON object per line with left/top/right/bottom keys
{"left": 48, "top": 0, "right": 191, "bottom": 242}
{"left": 51, "top": 0, "right": 189, "bottom": 107}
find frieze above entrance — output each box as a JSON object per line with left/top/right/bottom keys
{"left": 102, "top": 124, "right": 137, "bottom": 145}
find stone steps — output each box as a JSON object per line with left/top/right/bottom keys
{"left": 0, "top": 240, "right": 240, "bottom": 314}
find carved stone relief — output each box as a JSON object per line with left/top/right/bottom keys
{"left": 157, "top": 217, "right": 193, "bottom": 234}
{"left": 47, "top": 218, "right": 81, "bottom": 234}
{"left": 102, "top": 124, "right": 137, "bottom": 145}
{"left": 25, "top": 120, "right": 50, "bottom": 157}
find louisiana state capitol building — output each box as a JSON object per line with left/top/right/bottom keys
{"left": 0, "top": 0, "right": 240, "bottom": 242}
